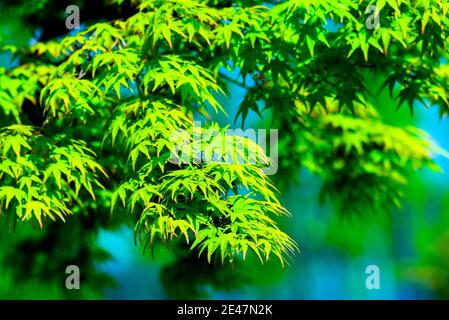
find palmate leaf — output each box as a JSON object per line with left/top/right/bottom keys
{"left": 0, "top": 187, "right": 27, "bottom": 210}
{"left": 0, "top": 125, "right": 107, "bottom": 228}
{"left": 0, "top": 63, "right": 56, "bottom": 124}
{"left": 40, "top": 77, "right": 103, "bottom": 118}
{"left": 141, "top": 55, "right": 225, "bottom": 114}
{"left": 109, "top": 98, "right": 297, "bottom": 265}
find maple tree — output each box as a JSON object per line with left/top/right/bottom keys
{"left": 0, "top": 0, "right": 448, "bottom": 298}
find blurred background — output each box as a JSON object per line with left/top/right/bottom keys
{"left": 1, "top": 0, "right": 449, "bottom": 300}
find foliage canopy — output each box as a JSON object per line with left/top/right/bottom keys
{"left": 0, "top": 0, "right": 448, "bottom": 296}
